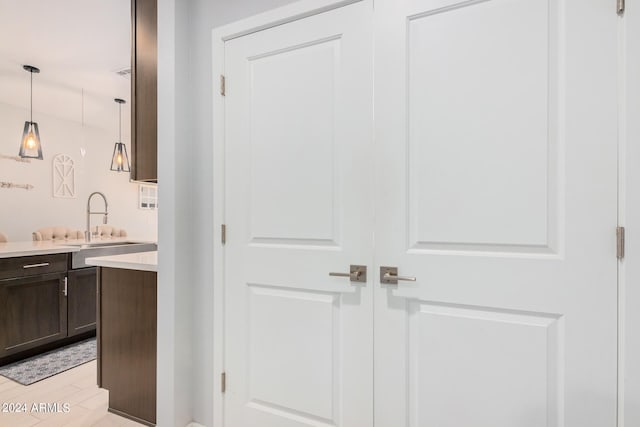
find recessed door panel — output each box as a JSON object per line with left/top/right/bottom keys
{"left": 248, "top": 285, "right": 339, "bottom": 424}
{"left": 249, "top": 38, "right": 340, "bottom": 245}
{"left": 407, "top": 0, "right": 557, "bottom": 252}
{"left": 408, "top": 301, "right": 562, "bottom": 427}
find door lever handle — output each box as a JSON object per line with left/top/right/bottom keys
{"left": 380, "top": 266, "right": 416, "bottom": 285}
{"left": 329, "top": 265, "right": 367, "bottom": 283}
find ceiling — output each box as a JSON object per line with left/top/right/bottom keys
{"left": 0, "top": 0, "right": 131, "bottom": 134}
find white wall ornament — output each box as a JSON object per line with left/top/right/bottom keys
{"left": 52, "top": 154, "right": 76, "bottom": 198}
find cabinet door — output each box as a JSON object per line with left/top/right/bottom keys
{"left": 0, "top": 273, "right": 67, "bottom": 358}
{"left": 67, "top": 268, "right": 97, "bottom": 337}
{"left": 131, "top": 0, "right": 157, "bottom": 182}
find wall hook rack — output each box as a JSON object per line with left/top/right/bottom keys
{"left": 0, "top": 154, "right": 31, "bottom": 163}
{"left": 0, "top": 181, "right": 34, "bottom": 190}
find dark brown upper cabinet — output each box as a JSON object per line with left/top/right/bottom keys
{"left": 131, "top": 0, "right": 157, "bottom": 182}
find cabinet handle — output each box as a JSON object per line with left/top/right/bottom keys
{"left": 63, "top": 277, "right": 68, "bottom": 297}
{"left": 23, "top": 262, "right": 50, "bottom": 269}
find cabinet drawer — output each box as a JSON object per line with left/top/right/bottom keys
{"left": 0, "top": 253, "right": 69, "bottom": 280}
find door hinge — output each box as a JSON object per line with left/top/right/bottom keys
{"left": 617, "top": 0, "right": 625, "bottom": 15}
{"left": 220, "top": 75, "right": 226, "bottom": 96}
{"left": 221, "top": 372, "right": 226, "bottom": 393}
{"left": 617, "top": 226, "right": 625, "bottom": 259}
{"left": 221, "top": 224, "right": 227, "bottom": 245}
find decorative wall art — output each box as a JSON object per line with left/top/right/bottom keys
{"left": 52, "top": 154, "right": 76, "bottom": 198}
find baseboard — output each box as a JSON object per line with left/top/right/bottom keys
{"left": 185, "top": 423, "right": 206, "bottom": 427}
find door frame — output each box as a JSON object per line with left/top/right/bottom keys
{"left": 211, "top": 1, "right": 368, "bottom": 425}
{"left": 620, "top": 3, "right": 640, "bottom": 426}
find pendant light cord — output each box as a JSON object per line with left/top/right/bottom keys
{"left": 29, "top": 70, "right": 33, "bottom": 123}
{"left": 118, "top": 102, "right": 122, "bottom": 142}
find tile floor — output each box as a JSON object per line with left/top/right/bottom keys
{"left": 0, "top": 361, "right": 144, "bottom": 426}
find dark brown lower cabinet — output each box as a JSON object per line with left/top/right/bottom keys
{"left": 67, "top": 267, "right": 97, "bottom": 337}
{"left": 98, "top": 267, "right": 157, "bottom": 426}
{"left": 0, "top": 273, "right": 67, "bottom": 358}
{"left": 0, "top": 253, "right": 97, "bottom": 366}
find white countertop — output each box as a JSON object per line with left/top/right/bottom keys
{"left": 85, "top": 251, "right": 157, "bottom": 272}
{"left": 0, "top": 240, "right": 82, "bottom": 258}
{"left": 0, "top": 237, "right": 155, "bottom": 259}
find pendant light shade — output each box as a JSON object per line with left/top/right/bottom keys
{"left": 19, "top": 65, "right": 43, "bottom": 160}
{"left": 110, "top": 98, "right": 130, "bottom": 172}
{"left": 111, "top": 142, "right": 130, "bottom": 172}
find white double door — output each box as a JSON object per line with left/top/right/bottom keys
{"left": 222, "top": 1, "right": 618, "bottom": 426}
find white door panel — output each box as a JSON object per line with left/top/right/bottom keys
{"left": 224, "top": 2, "right": 373, "bottom": 426}
{"left": 374, "top": 0, "right": 618, "bottom": 426}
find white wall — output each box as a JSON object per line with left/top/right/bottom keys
{"left": 0, "top": 101, "right": 157, "bottom": 242}
{"left": 157, "top": 0, "right": 193, "bottom": 426}
{"left": 189, "top": 1, "right": 297, "bottom": 425}
{"left": 156, "top": 1, "right": 296, "bottom": 426}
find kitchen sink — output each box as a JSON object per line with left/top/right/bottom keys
{"left": 69, "top": 241, "right": 157, "bottom": 269}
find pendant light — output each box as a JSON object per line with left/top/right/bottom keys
{"left": 110, "top": 98, "right": 130, "bottom": 172}
{"left": 19, "top": 65, "right": 43, "bottom": 160}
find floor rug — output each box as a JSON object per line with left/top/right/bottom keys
{"left": 0, "top": 338, "right": 96, "bottom": 385}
